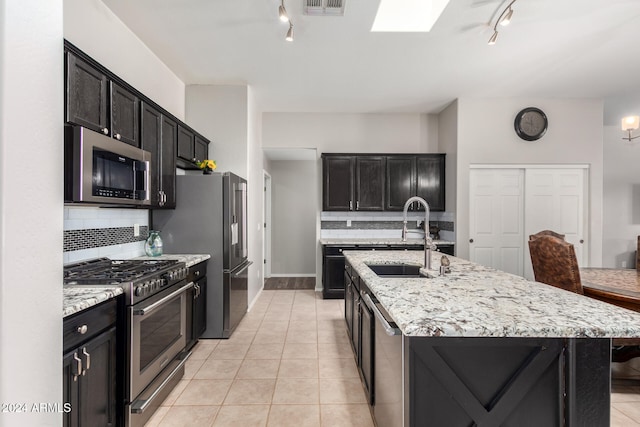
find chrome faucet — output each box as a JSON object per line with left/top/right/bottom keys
{"left": 402, "top": 196, "right": 436, "bottom": 270}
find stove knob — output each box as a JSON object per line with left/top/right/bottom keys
{"left": 135, "top": 286, "right": 143, "bottom": 297}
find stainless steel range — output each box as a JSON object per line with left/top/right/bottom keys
{"left": 64, "top": 258, "right": 191, "bottom": 427}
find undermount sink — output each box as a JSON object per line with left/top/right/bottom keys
{"left": 368, "top": 264, "right": 424, "bottom": 278}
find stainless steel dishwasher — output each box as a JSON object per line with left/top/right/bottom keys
{"left": 362, "top": 293, "right": 404, "bottom": 427}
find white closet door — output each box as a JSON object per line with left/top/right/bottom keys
{"left": 469, "top": 169, "right": 525, "bottom": 276}
{"left": 524, "top": 168, "right": 587, "bottom": 280}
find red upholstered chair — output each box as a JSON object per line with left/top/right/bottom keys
{"left": 529, "top": 229, "right": 566, "bottom": 241}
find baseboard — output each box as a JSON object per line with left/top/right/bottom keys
{"left": 268, "top": 273, "right": 317, "bottom": 278}
{"left": 248, "top": 287, "right": 264, "bottom": 312}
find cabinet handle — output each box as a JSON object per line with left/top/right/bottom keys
{"left": 102, "top": 127, "right": 109, "bottom": 135}
{"left": 73, "top": 352, "right": 82, "bottom": 382}
{"left": 77, "top": 324, "right": 88, "bottom": 335}
{"left": 163, "top": 192, "right": 167, "bottom": 204}
{"left": 356, "top": 201, "right": 360, "bottom": 210}
{"left": 349, "top": 201, "right": 353, "bottom": 210}
{"left": 115, "top": 133, "right": 121, "bottom": 140}
{"left": 82, "top": 348, "right": 91, "bottom": 375}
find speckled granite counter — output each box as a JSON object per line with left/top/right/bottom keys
{"left": 63, "top": 286, "right": 123, "bottom": 318}
{"left": 132, "top": 253, "right": 210, "bottom": 268}
{"left": 320, "top": 238, "right": 454, "bottom": 246}
{"left": 344, "top": 250, "right": 640, "bottom": 338}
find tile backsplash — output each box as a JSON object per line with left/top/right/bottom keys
{"left": 63, "top": 207, "right": 149, "bottom": 264}
{"left": 320, "top": 211, "right": 455, "bottom": 241}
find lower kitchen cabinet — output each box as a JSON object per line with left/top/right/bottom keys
{"left": 63, "top": 298, "right": 121, "bottom": 427}
{"left": 186, "top": 260, "right": 208, "bottom": 349}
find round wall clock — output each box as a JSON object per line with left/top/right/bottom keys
{"left": 514, "top": 107, "right": 548, "bottom": 141}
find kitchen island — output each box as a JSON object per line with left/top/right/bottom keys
{"left": 344, "top": 250, "right": 640, "bottom": 427}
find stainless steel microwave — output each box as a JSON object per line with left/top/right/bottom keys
{"left": 64, "top": 126, "right": 151, "bottom": 206}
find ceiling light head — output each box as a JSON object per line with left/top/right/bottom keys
{"left": 499, "top": 7, "right": 513, "bottom": 26}
{"left": 286, "top": 23, "right": 294, "bottom": 42}
{"left": 488, "top": 31, "right": 498, "bottom": 45}
{"left": 279, "top": 3, "right": 289, "bottom": 22}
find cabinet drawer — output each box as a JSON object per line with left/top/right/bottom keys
{"left": 324, "top": 246, "right": 355, "bottom": 256}
{"left": 188, "top": 261, "right": 208, "bottom": 283}
{"left": 63, "top": 298, "right": 118, "bottom": 352}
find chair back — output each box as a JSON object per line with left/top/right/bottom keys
{"left": 528, "top": 235, "right": 583, "bottom": 294}
{"left": 529, "top": 230, "right": 566, "bottom": 241}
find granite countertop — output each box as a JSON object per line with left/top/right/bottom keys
{"left": 132, "top": 253, "right": 211, "bottom": 268}
{"left": 63, "top": 286, "right": 123, "bottom": 318}
{"left": 63, "top": 254, "right": 210, "bottom": 318}
{"left": 320, "top": 238, "right": 455, "bottom": 246}
{"left": 344, "top": 250, "right": 640, "bottom": 338}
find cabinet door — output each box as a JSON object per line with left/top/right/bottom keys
{"left": 63, "top": 350, "right": 80, "bottom": 427}
{"left": 323, "top": 156, "right": 355, "bottom": 211}
{"left": 324, "top": 255, "right": 347, "bottom": 299}
{"left": 416, "top": 155, "right": 445, "bottom": 211}
{"left": 345, "top": 272, "right": 354, "bottom": 339}
{"left": 194, "top": 135, "right": 209, "bottom": 165}
{"left": 177, "top": 126, "right": 195, "bottom": 162}
{"left": 436, "top": 244, "right": 454, "bottom": 256}
{"left": 355, "top": 156, "right": 385, "bottom": 211}
{"left": 77, "top": 327, "right": 117, "bottom": 427}
{"left": 161, "top": 116, "right": 178, "bottom": 208}
{"left": 360, "top": 300, "right": 374, "bottom": 405}
{"left": 141, "top": 102, "right": 162, "bottom": 206}
{"left": 66, "top": 52, "right": 109, "bottom": 135}
{"left": 194, "top": 277, "right": 207, "bottom": 339}
{"left": 110, "top": 82, "right": 140, "bottom": 147}
{"left": 385, "top": 156, "right": 416, "bottom": 210}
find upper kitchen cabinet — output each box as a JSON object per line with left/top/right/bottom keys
{"left": 65, "top": 52, "right": 109, "bottom": 135}
{"left": 323, "top": 153, "right": 445, "bottom": 212}
{"left": 141, "top": 102, "right": 176, "bottom": 208}
{"left": 323, "top": 155, "right": 355, "bottom": 211}
{"left": 110, "top": 82, "right": 140, "bottom": 147}
{"left": 355, "top": 156, "right": 385, "bottom": 211}
{"left": 176, "top": 126, "right": 210, "bottom": 170}
{"left": 385, "top": 154, "right": 446, "bottom": 212}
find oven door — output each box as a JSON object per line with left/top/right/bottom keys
{"left": 129, "top": 281, "right": 192, "bottom": 399}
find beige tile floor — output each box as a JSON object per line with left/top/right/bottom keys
{"left": 144, "top": 289, "right": 640, "bottom": 427}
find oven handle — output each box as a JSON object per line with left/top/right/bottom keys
{"left": 133, "top": 281, "right": 194, "bottom": 316}
{"left": 130, "top": 351, "right": 192, "bottom": 414}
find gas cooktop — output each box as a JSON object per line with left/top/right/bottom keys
{"left": 63, "top": 257, "right": 179, "bottom": 285}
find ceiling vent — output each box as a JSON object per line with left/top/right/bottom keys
{"left": 304, "top": 0, "right": 346, "bottom": 16}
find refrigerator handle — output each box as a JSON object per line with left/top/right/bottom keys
{"left": 240, "top": 182, "right": 247, "bottom": 258}
{"left": 233, "top": 261, "right": 253, "bottom": 276}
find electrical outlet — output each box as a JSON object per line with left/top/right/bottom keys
{"left": 622, "top": 261, "right": 627, "bottom": 268}
{"left": 133, "top": 223, "right": 140, "bottom": 237}
{"left": 346, "top": 220, "right": 352, "bottom": 227}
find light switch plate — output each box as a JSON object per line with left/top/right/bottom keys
{"left": 347, "top": 220, "right": 352, "bottom": 227}
{"left": 133, "top": 223, "right": 140, "bottom": 237}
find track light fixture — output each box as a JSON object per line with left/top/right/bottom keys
{"left": 488, "top": 0, "right": 517, "bottom": 45}
{"left": 286, "top": 22, "right": 294, "bottom": 42}
{"left": 279, "top": 0, "right": 289, "bottom": 22}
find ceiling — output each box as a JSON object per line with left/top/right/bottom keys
{"left": 102, "top": 0, "right": 640, "bottom": 124}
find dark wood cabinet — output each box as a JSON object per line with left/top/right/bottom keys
{"left": 142, "top": 102, "right": 176, "bottom": 208}
{"left": 386, "top": 154, "right": 445, "bottom": 211}
{"left": 323, "top": 156, "right": 355, "bottom": 211}
{"left": 194, "top": 135, "right": 209, "bottom": 165}
{"left": 356, "top": 156, "right": 385, "bottom": 211}
{"left": 359, "top": 295, "right": 374, "bottom": 405}
{"left": 177, "top": 125, "right": 195, "bottom": 162}
{"left": 385, "top": 156, "right": 416, "bottom": 210}
{"left": 186, "top": 261, "right": 208, "bottom": 350}
{"left": 416, "top": 155, "right": 445, "bottom": 211}
{"left": 323, "top": 153, "right": 445, "bottom": 212}
{"left": 63, "top": 299, "right": 120, "bottom": 427}
{"left": 110, "top": 82, "right": 140, "bottom": 147}
{"left": 66, "top": 52, "right": 109, "bottom": 135}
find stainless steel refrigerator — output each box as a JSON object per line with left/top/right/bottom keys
{"left": 152, "top": 172, "right": 251, "bottom": 338}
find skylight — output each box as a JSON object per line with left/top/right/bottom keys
{"left": 371, "top": 0, "right": 450, "bottom": 32}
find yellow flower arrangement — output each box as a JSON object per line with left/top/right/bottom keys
{"left": 196, "top": 159, "right": 217, "bottom": 172}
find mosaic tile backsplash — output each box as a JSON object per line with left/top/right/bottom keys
{"left": 64, "top": 207, "right": 149, "bottom": 264}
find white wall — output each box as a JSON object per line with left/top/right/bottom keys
{"left": 454, "top": 98, "right": 604, "bottom": 268}
{"left": 602, "top": 125, "right": 640, "bottom": 268}
{"left": 247, "top": 88, "right": 264, "bottom": 307}
{"left": 63, "top": 0, "right": 185, "bottom": 119}
{"left": 185, "top": 85, "right": 248, "bottom": 179}
{"left": 271, "top": 160, "right": 318, "bottom": 275}
{"left": 0, "top": 1, "right": 63, "bottom": 425}
{"left": 262, "top": 113, "right": 439, "bottom": 152}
